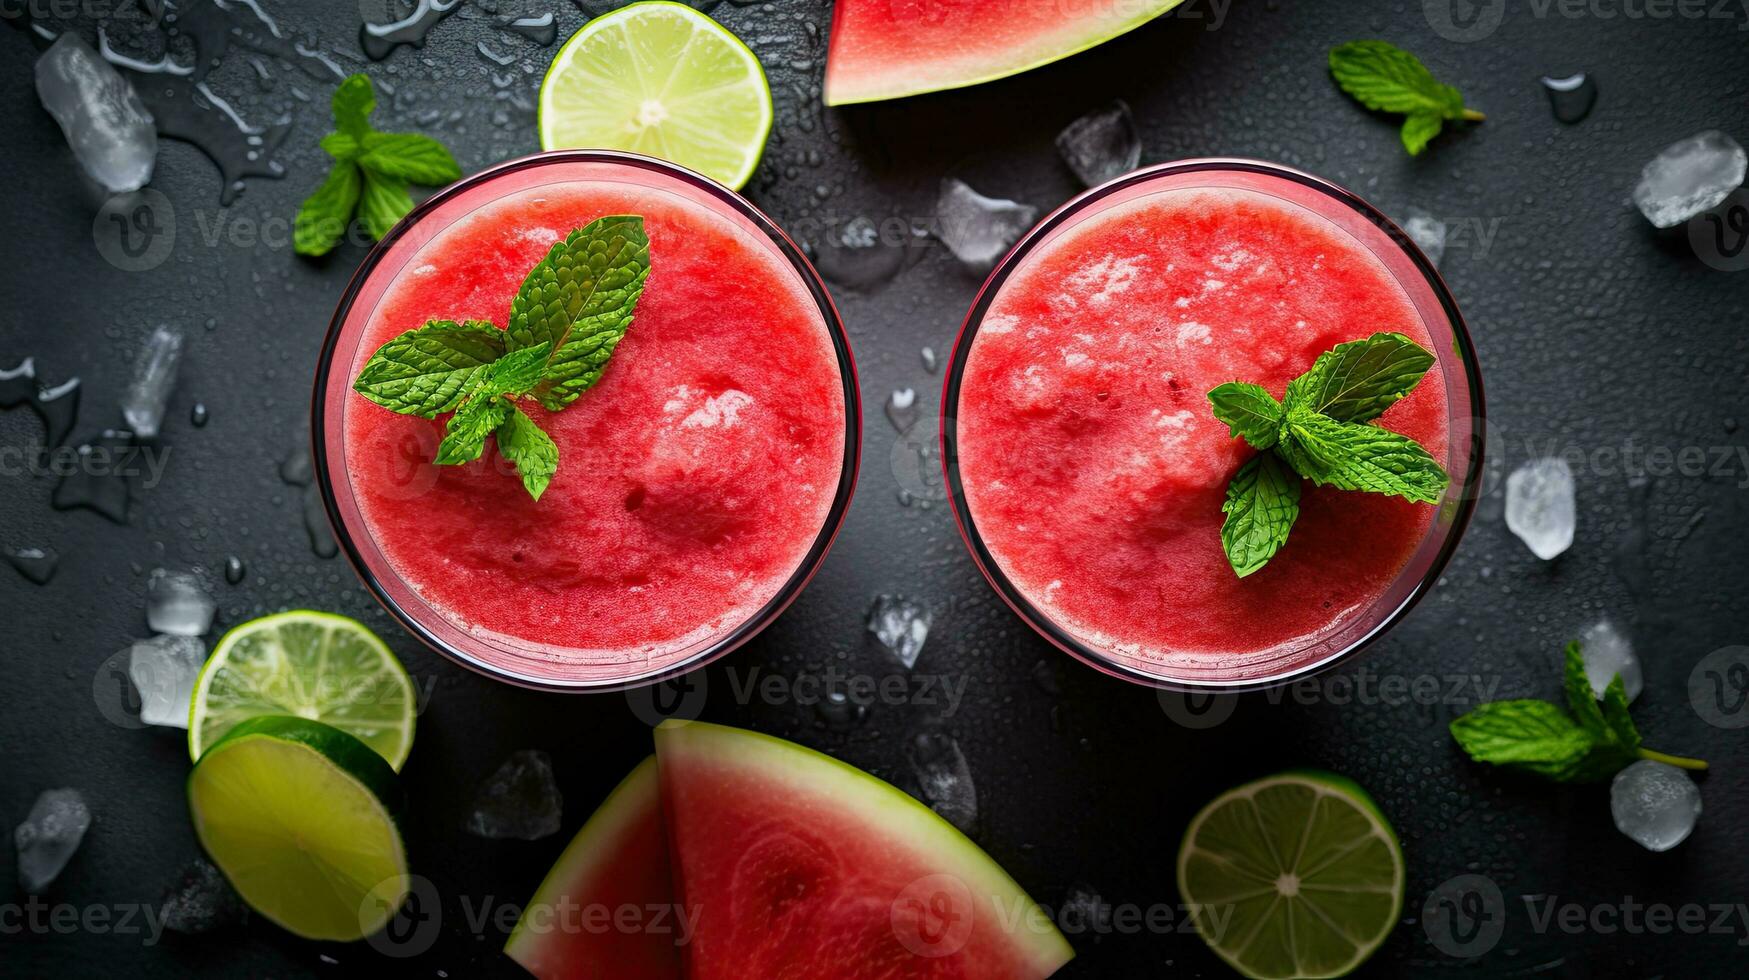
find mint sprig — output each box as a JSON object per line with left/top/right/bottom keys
{"left": 295, "top": 74, "right": 462, "bottom": 257}
{"left": 1449, "top": 641, "right": 1707, "bottom": 782}
{"left": 352, "top": 216, "right": 650, "bottom": 501}
{"left": 1206, "top": 332, "right": 1448, "bottom": 577}
{"left": 1328, "top": 41, "right": 1483, "bottom": 156}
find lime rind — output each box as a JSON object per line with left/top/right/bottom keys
{"left": 187, "top": 610, "right": 416, "bottom": 770}
{"left": 537, "top": 1, "right": 773, "bottom": 190}
{"left": 1177, "top": 770, "right": 1404, "bottom": 980}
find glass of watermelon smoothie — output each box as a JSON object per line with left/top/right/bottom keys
{"left": 943, "top": 160, "right": 1483, "bottom": 691}
{"left": 314, "top": 152, "right": 859, "bottom": 690}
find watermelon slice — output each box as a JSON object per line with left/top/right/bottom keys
{"left": 654, "top": 720, "right": 1074, "bottom": 978}
{"left": 824, "top": 0, "right": 1188, "bottom": 105}
{"left": 504, "top": 757, "right": 682, "bottom": 980}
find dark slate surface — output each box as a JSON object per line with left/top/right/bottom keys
{"left": 4, "top": 1, "right": 1748, "bottom": 976}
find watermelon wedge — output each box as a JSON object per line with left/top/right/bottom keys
{"left": 504, "top": 757, "right": 682, "bottom": 980}
{"left": 824, "top": 0, "right": 1188, "bottom": 106}
{"left": 654, "top": 720, "right": 1074, "bottom": 978}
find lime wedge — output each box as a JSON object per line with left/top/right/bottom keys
{"left": 538, "top": 1, "right": 773, "bottom": 189}
{"left": 188, "top": 611, "right": 416, "bottom": 770}
{"left": 188, "top": 715, "right": 409, "bottom": 941}
{"left": 1177, "top": 770, "right": 1405, "bottom": 979}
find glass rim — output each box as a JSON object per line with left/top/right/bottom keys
{"left": 311, "top": 149, "right": 862, "bottom": 693}
{"left": 939, "top": 157, "right": 1487, "bottom": 693}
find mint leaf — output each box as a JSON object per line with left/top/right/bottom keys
{"left": 332, "top": 73, "right": 375, "bottom": 140}
{"left": 321, "top": 132, "right": 362, "bottom": 161}
{"left": 481, "top": 342, "right": 551, "bottom": 396}
{"left": 1282, "top": 333, "right": 1436, "bottom": 423}
{"left": 358, "top": 169, "right": 413, "bottom": 240}
{"left": 1220, "top": 453, "right": 1301, "bottom": 578}
{"left": 1278, "top": 408, "right": 1449, "bottom": 504}
{"left": 435, "top": 395, "right": 511, "bottom": 466}
{"left": 352, "top": 320, "right": 506, "bottom": 417}
{"left": 1328, "top": 41, "right": 1482, "bottom": 157}
{"left": 1208, "top": 382, "right": 1283, "bottom": 450}
{"left": 359, "top": 132, "right": 462, "bottom": 185}
{"left": 294, "top": 163, "right": 361, "bottom": 257}
{"left": 505, "top": 215, "right": 650, "bottom": 412}
{"left": 1449, "top": 700, "right": 1598, "bottom": 779}
{"left": 497, "top": 407, "right": 559, "bottom": 501}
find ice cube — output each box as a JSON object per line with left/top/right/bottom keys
{"left": 1402, "top": 207, "right": 1447, "bottom": 266}
{"left": 145, "top": 568, "right": 215, "bottom": 636}
{"left": 867, "top": 594, "right": 932, "bottom": 669}
{"left": 1056, "top": 100, "right": 1141, "bottom": 187}
{"left": 14, "top": 788, "right": 92, "bottom": 893}
{"left": 466, "top": 750, "right": 562, "bottom": 840}
{"left": 907, "top": 733, "right": 977, "bottom": 833}
{"left": 128, "top": 634, "right": 205, "bottom": 728}
{"left": 1611, "top": 760, "right": 1701, "bottom": 851}
{"left": 1504, "top": 458, "right": 1575, "bottom": 560}
{"left": 34, "top": 34, "right": 157, "bottom": 194}
{"left": 121, "top": 325, "right": 184, "bottom": 439}
{"left": 935, "top": 178, "right": 1038, "bottom": 274}
{"left": 1632, "top": 130, "right": 1747, "bottom": 229}
{"left": 1579, "top": 620, "right": 1642, "bottom": 702}
{"left": 7, "top": 546, "right": 59, "bottom": 585}
{"left": 1059, "top": 883, "right": 1111, "bottom": 938}
{"left": 160, "top": 859, "right": 247, "bottom": 934}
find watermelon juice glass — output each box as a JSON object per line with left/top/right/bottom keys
{"left": 314, "top": 152, "right": 859, "bottom": 690}
{"left": 943, "top": 160, "right": 1483, "bottom": 691}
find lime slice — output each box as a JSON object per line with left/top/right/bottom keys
{"left": 538, "top": 1, "right": 773, "bottom": 189}
{"left": 188, "top": 611, "right": 416, "bottom": 770}
{"left": 188, "top": 715, "right": 409, "bottom": 941}
{"left": 1177, "top": 770, "right": 1405, "bottom": 979}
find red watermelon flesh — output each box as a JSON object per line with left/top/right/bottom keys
{"left": 824, "top": 0, "right": 1188, "bottom": 106}
{"left": 655, "top": 720, "right": 1074, "bottom": 979}
{"left": 504, "top": 757, "right": 682, "bottom": 980}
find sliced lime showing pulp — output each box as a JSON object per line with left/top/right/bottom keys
{"left": 538, "top": 1, "right": 773, "bottom": 189}
{"left": 1177, "top": 770, "right": 1405, "bottom": 979}
{"left": 188, "top": 610, "right": 416, "bottom": 770}
{"left": 188, "top": 715, "right": 409, "bottom": 941}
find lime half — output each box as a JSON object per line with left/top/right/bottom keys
{"left": 188, "top": 715, "right": 409, "bottom": 941}
{"left": 188, "top": 611, "right": 416, "bottom": 770}
{"left": 538, "top": 1, "right": 773, "bottom": 189}
{"left": 1177, "top": 771, "right": 1405, "bottom": 979}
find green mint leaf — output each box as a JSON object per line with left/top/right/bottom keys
{"left": 1563, "top": 640, "right": 1609, "bottom": 736}
{"left": 321, "top": 132, "right": 362, "bottom": 162}
{"left": 1449, "top": 700, "right": 1598, "bottom": 780}
{"left": 1278, "top": 408, "right": 1450, "bottom": 504}
{"left": 505, "top": 215, "right": 651, "bottom": 412}
{"left": 1283, "top": 332, "right": 1436, "bottom": 423}
{"left": 352, "top": 320, "right": 507, "bottom": 417}
{"left": 1600, "top": 676, "right": 1642, "bottom": 755}
{"left": 496, "top": 407, "right": 559, "bottom": 501}
{"left": 481, "top": 342, "right": 552, "bottom": 396}
{"left": 1328, "top": 41, "right": 1480, "bottom": 156}
{"left": 294, "top": 163, "right": 362, "bottom": 257}
{"left": 1220, "top": 452, "right": 1301, "bottom": 577}
{"left": 1207, "top": 382, "right": 1284, "bottom": 450}
{"left": 435, "top": 395, "right": 511, "bottom": 466}
{"left": 357, "top": 169, "right": 413, "bottom": 241}
{"left": 358, "top": 132, "right": 462, "bottom": 186}
{"left": 332, "top": 73, "right": 376, "bottom": 140}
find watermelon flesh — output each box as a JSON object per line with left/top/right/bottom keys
{"left": 655, "top": 720, "right": 1074, "bottom": 979}
{"left": 824, "top": 0, "right": 1188, "bottom": 105}
{"left": 504, "top": 757, "right": 682, "bottom": 980}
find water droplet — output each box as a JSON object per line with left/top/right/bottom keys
{"left": 190, "top": 402, "right": 209, "bottom": 427}
{"left": 1540, "top": 72, "right": 1597, "bottom": 124}
{"left": 223, "top": 555, "right": 246, "bottom": 585}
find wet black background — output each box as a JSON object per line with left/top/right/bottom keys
{"left": 4, "top": 1, "right": 1749, "bottom": 976}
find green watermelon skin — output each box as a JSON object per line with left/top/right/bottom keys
{"left": 655, "top": 720, "right": 1074, "bottom": 979}
{"left": 824, "top": 0, "right": 1188, "bottom": 105}
{"left": 504, "top": 757, "right": 682, "bottom": 980}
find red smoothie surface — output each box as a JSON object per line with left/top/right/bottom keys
{"left": 956, "top": 186, "right": 1450, "bottom": 672}
{"left": 342, "top": 179, "right": 846, "bottom": 667}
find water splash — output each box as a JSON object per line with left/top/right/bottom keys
{"left": 0, "top": 358, "right": 81, "bottom": 448}
{"left": 359, "top": 0, "right": 464, "bottom": 61}
{"left": 495, "top": 12, "right": 556, "bottom": 46}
